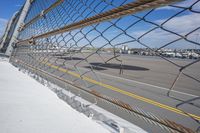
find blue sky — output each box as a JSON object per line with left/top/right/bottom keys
{"left": 0, "top": 0, "right": 25, "bottom": 20}
{"left": 0, "top": 0, "right": 25, "bottom": 37}
{"left": 0, "top": 0, "right": 200, "bottom": 49}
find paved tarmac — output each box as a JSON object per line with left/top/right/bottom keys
{"left": 12, "top": 51, "right": 200, "bottom": 132}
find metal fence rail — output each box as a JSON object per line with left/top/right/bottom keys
{"left": 10, "top": 0, "right": 200, "bottom": 132}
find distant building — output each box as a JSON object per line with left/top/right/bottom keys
{"left": 120, "top": 45, "right": 129, "bottom": 54}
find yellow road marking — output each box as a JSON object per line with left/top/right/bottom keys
{"left": 40, "top": 60, "right": 200, "bottom": 121}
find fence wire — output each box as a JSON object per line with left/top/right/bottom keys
{"left": 11, "top": 0, "right": 200, "bottom": 132}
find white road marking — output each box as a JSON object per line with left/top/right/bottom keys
{"left": 56, "top": 61, "right": 199, "bottom": 98}
{"left": 96, "top": 71, "right": 198, "bottom": 98}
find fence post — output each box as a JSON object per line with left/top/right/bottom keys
{"left": 5, "top": 0, "right": 31, "bottom": 56}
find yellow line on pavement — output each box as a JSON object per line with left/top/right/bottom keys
{"left": 43, "top": 61, "right": 200, "bottom": 121}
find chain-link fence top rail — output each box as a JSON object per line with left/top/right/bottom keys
{"left": 12, "top": 0, "right": 200, "bottom": 132}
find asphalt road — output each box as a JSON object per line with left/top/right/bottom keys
{"left": 12, "top": 51, "right": 200, "bottom": 132}
{"left": 48, "top": 53, "right": 200, "bottom": 96}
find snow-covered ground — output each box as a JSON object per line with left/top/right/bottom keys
{"left": 0, "top": 59, "right": 110, "bottom": 133}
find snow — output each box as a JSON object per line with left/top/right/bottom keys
{"left": 0, "top": 60, "right": 110, "bottom": 133}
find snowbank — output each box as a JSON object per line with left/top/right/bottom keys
{"left": 0, "top": 60, "right": 110, "bottom": 133}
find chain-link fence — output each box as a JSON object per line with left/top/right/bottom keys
{"left": 10, "top": 0, "right": 200, "bottom": 132}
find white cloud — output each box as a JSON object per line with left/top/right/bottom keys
{"left": 174, "top": 0, "right": 199, "bottom": 7}
{"left": 156, "top": 0, "right": 199, "bottom": 10}
{"left": 156, "top": 6, "right": 178, "bottom": 11}
{"left": 156, "top": 13, "right": 200, "bottom": 35}
{"left": 131, "top": 13, "right": 200, "bottom": 38}
{"left": 130, "top": 13, "right": 200, "bottom": 49}
{"left": 156, "top": 0, "right": 200, "bottom": 11}
{"left": 0, "top": 18, "right": 8, "bottom": 38}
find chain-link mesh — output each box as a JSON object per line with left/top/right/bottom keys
{"left": 10, "top": 0, "right": 200, "bottom": 132}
